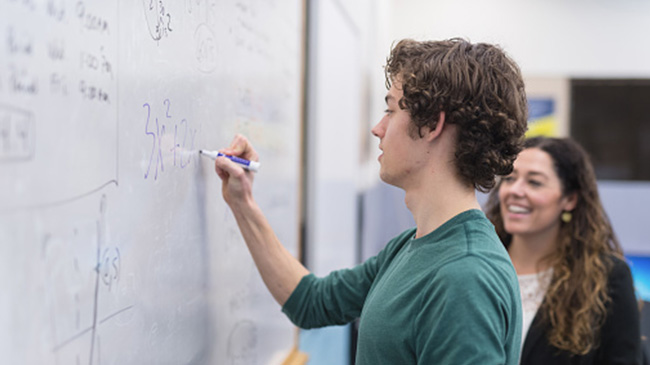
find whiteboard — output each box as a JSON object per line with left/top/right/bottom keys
{"left": 0, "top": 1, "right": 303, "bottom": 364}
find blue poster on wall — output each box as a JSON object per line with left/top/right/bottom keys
{"left": 526, "top": 97, "right": 557, "bottom": 137}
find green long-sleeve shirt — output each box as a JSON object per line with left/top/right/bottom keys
{"left": 282, "top": 209, "right": 522, "bottom": 364}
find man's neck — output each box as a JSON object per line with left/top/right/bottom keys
{"left": 402, "top": 122, "right": 481, "bottom": 239}
{"left": 405, "top": 174, "right": 480, "bottom": 239}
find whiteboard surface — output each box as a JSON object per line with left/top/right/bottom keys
{"left": 0, "top": 1, "right": 303, "bottom": 364}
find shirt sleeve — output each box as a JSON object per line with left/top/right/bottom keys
{"left": 414, "top": 254, "right": 521, "bottom": 365}
{"left": 597, "top": 256, "right": 642, "bottom": 364}
{"left": 282, "top": 229, "right": 414, "bottom": 329}
{"left": 281, "top": 265, "right": 372, "bottom": 328}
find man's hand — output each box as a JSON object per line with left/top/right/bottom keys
{"left": 214, "top": 134, "right": 259, "bottom": 207}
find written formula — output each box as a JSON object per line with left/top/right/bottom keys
{"left": 142, "top": 0, "right": 173, "bottom": 42}
{"left": 143, "top": 99, "right": 200, "bottom": 180}
{"left": 76, "top": 1, "right": 111, "bottom": 34}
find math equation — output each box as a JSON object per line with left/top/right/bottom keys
{"left": 143, "top": 99, "right": 200, "bottom": 180}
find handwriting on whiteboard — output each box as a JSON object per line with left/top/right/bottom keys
{"left": 2, "top": 1, "right": 116, "bottom": 103}
{"left": 143, "top": 99, "right": 199, "bottom": 180}
{"left": 0, "top": 104, "right": 34, "bottom": 161}
{"left": 76, "top": 2, "right": 110, "bottom": 34}
{"left": 142, "top": 0, "right": 173, "bottom": 42}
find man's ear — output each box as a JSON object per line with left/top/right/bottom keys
{"left": 424, "top": 112, "right": 446, "bottom": 142}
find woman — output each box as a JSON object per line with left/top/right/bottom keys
{"left": 485, "top": 136, "right": 642, "bottom": 364}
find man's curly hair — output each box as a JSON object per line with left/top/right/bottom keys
{"left": 385, "top": 38, "right": 528, "bottom": 192}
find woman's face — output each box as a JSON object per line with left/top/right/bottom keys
{"left": 498, "top": 147, "right": 576, "bottom": 238}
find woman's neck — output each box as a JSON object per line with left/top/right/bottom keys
{"left": 509, "top": 229, "right": 559, "bottom": 275}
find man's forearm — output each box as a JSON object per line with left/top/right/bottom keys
{"left": 231, "top": 199, "right": 309, "bottom": 306}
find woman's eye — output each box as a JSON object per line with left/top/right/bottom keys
{"left": 529, "top": 180, "right": 542, "bottom": 187}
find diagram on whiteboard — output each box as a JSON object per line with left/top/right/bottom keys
{"left": 43, "top": 195, "right": 134, "bottom": 365}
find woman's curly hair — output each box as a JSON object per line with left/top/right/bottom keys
{"left": 485, "top": 137, "right": 624, "bottom": 355}
{"left": 385, "top": 38, "right": 528, "bottom": 191}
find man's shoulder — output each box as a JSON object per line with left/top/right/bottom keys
{"left": 433, "top": 249, "right": 519, "bottom": 298}
{"left": 437, "top": 252, "right": 507, "bottom": 277}
{"left": 384, "top": 227, "right": 417, "bottom": 250}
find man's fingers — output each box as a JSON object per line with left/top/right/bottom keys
{"left": 215, "top": 156, "right": 246, "bottom": 177}
{"left": 215, "top": 163, "right": 229, "bottom": 181}
{"left": 225, "top": 134, "right": 258, "bottom": 161}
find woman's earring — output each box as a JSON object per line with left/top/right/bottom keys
{"left": 561, "top": 211, "right": 573, "bottom": 223}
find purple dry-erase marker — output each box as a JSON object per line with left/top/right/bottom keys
{"left": 199, "top": 150, "right": 260, "bottom": 172}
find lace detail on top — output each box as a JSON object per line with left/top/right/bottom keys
{"left": 518, "top": 268, "right": 553, "bottom": 350}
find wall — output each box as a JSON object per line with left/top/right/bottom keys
{"left": 388, "top": 0, "right": 650, "bottom": 77}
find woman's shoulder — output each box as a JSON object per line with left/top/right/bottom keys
{"left": 604, "top": 254, "right": 637, "bottom": 297}
{"left": 607, "top": 254, "right": 633, "bottom": 278}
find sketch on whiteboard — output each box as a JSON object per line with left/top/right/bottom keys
{"left": 194, "top": 23, "right": 218, "bottom": 73}
{"left": 227, "top": 320, "right": 258, "bottom": 365}
{"left": 44, "top": 195, "right": 134, "bottom": 365}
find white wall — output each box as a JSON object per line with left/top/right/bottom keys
{"left": 388, "top": 0, "right": 650, "bottom": 77}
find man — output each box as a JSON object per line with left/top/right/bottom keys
{"left": 214, "top": 38, "right": 528, "bottom": 364}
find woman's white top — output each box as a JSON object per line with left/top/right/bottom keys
{"left": 517, "top": 268, "right": 553, "bottom": 351}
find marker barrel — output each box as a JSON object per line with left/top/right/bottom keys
{"left": 199, "top": 150, "right": 260, "bottom": 172}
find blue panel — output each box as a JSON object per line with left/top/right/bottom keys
{"left": 528, "top": 98, "right": 555, "bottom": 119}
{"left": 626, "top": 255, "right": 650, "bottom": 301}
{"left": 299, "top": 325, "right": 351, "bottom": 365}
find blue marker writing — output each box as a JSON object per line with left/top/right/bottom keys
{"left": 199, "top": 150, "right": 260, "bottom": 172}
